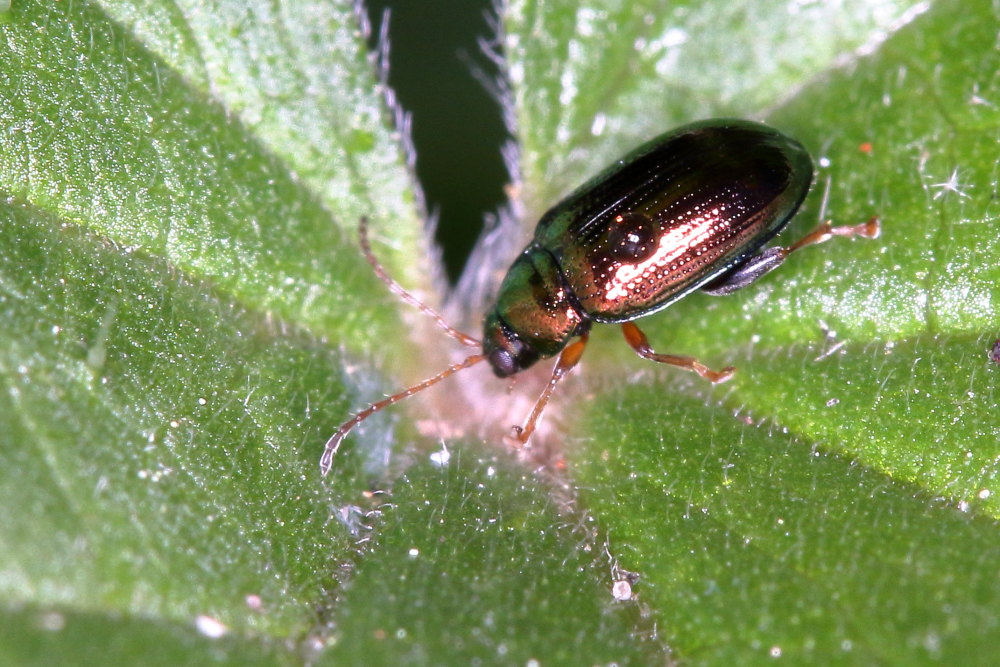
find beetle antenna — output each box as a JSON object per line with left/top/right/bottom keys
{"left": 320, "top": 352, "right": 487, "bottom": 476}
{"left": 359, "top": 217, "right": 481, "bottom": 348}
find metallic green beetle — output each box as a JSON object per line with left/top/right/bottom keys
{"left": 321, "top": 119, "right": 879, "bottom": 474}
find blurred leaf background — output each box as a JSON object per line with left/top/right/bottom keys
{"left": 0, "top": 0, "right": 998, "bottom": 665}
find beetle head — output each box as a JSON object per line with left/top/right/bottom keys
{"left": 482, "top": 310, "right": 540, "bottom": 377}
{"left": 481, "top": 246, "right": 586, "bottom": 378}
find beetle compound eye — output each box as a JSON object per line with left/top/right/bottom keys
{"left": 490, "top": 349, "right": 518, "bottom": 377}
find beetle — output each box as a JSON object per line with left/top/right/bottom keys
{"left": 320, "top": 118, "right": 879, "bottom": 475}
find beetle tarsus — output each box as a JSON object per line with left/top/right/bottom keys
{"left": 701, "top": 364, "right": 737, "bottom": 384}
{"left": 787, "top": 215, "right": 882, "bottom": 253}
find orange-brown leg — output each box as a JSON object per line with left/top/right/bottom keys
{"left": 510, "top": 333, "right": 589, "bottom": 445}
{"left": 622, "top": 321, "right": 735, "bottom": 383}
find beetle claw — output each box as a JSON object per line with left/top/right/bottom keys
{"left": 710, "top": 366, "right": 737, "bottom": 384}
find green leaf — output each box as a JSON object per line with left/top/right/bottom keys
{"left": 0, "top": 206, "right": 361, "bottom": 637}
{"left": 0, "top": 0, "right": 417, "bottom": 660}
{"left": 2, "top": 0, "right": 998, "bottom": 664}
{"left": 326, "top": 451, "right": 655, "bottom": 664}
{"left": 574, "top": 385, "right": 1000, "bottom": 663}
{"left": 0, "top": 0, "right": 425, "bottom": 346}
{"left": 0, "top": 604, "right": 296, "bottom": 666}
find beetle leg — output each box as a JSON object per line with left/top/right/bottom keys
{"left": 510, "top": 333, "right": 589, "bottom": 445}
{"left": 622, "top": 322, "right": 735, "bottom": 383}
{"left": 702, "top": 216, "right": 880, "bottom": 296}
